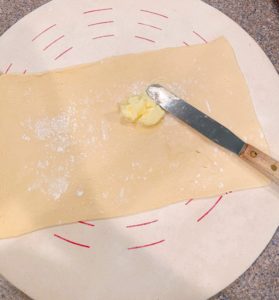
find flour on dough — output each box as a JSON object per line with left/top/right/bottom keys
{"left": 0, "top": 38, "right": 269, "bottom": 238}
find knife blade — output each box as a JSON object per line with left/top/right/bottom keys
{"left": 146, "top": 84, "right": 279, "bottom": 184}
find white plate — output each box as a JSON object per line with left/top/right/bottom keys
{"left": 0, "top": 0, "right": 279, "bottom": 299}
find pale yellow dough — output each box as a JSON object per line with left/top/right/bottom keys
{"left": 120, "top": 93, "right": 165, "bottom": 126}
{"left": 0, "top": 38, "right": 269, "bottom": 238}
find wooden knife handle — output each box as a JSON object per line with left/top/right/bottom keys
{"left": 240, "top": 144, "right": 279, "bottom": 184}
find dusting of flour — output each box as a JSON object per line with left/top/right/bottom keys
{"left": 21, "top": 101, "right": 101, "bottom": 201}
{"left": 47, "top": 178, "right": 69, "bottom": 200}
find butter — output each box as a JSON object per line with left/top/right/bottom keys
{"left": 120, "top": 93, "right": 165, "bottom": 126}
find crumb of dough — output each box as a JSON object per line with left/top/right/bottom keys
{"left": 120, "top": 92, "right": 165, "bottom": 126}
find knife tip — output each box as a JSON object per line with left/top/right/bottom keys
{"left": 146, "top": 84, "right": 164, "bottom": 104}
{"left": 146, "top": 83, "right": 162, "bottom": 95}
{"left": 146, "top": 84, "right": 179, "bottom": 107}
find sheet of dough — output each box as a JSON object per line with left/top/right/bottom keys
{"left": 0, "top": 38, "right": 269, "bottom": 238}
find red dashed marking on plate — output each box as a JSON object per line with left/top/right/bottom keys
{"left": 134, "top": 35, "right": 155, "bottom": 43}
{"left": 23, "top": 69, "right": 27, "bottom": 74}
{"left": 138, "top": 22, "right": 162, "bottom": 31}
{"left": 193, "top": 31, "right": 208, "bottom": 43}
{"left": 54, "top": 234, "right": 90, "bottom": 248}
{"left": 88, "top": 20, "right": 114, "bottom": 27}
{"left": 32, "top": 24, "right": 56, "bottom": 42}
{"left": 78, "top": 221, "right": 95, "bottom": 227}
{"left": 185, "top": 198, "right": 193, "bottom": 205}
{"left": 83, "top": 8, "right": 113, "bottom": 14}
{"left": 92, "top": 34, "right": 115, "bottom": 40}
{"left": 140, "top": 9, "right": 168, "bottom": 19}
{"left": 183, "top": 41, "right": 189, "bottom": 46}
{"left": 4, "top": 63, "right": 12, "bottom": 74}
{"left": 128, "top": 239, "right": 165, "bottom": 250}
{"left": 54, "top": 46, "right": 73, "bottom": 60}
{"left": 43, "top": 35, "right": 65, "bottom": 51}
{"left": 126, "top": 219, "right": 158, "bottom": 228}
{"left": 197, "top": 195, "right": 223, "bottom": 222}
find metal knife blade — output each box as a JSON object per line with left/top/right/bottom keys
{"left": 146, "top": 84, "right": 245, "bottom": 155}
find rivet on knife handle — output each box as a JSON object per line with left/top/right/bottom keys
{"left": 240, "top": 144, "right": 279, "bottom": 184}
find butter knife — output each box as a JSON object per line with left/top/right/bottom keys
{"left": 146, "top": 84, "right": 279, "bottom": 184}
